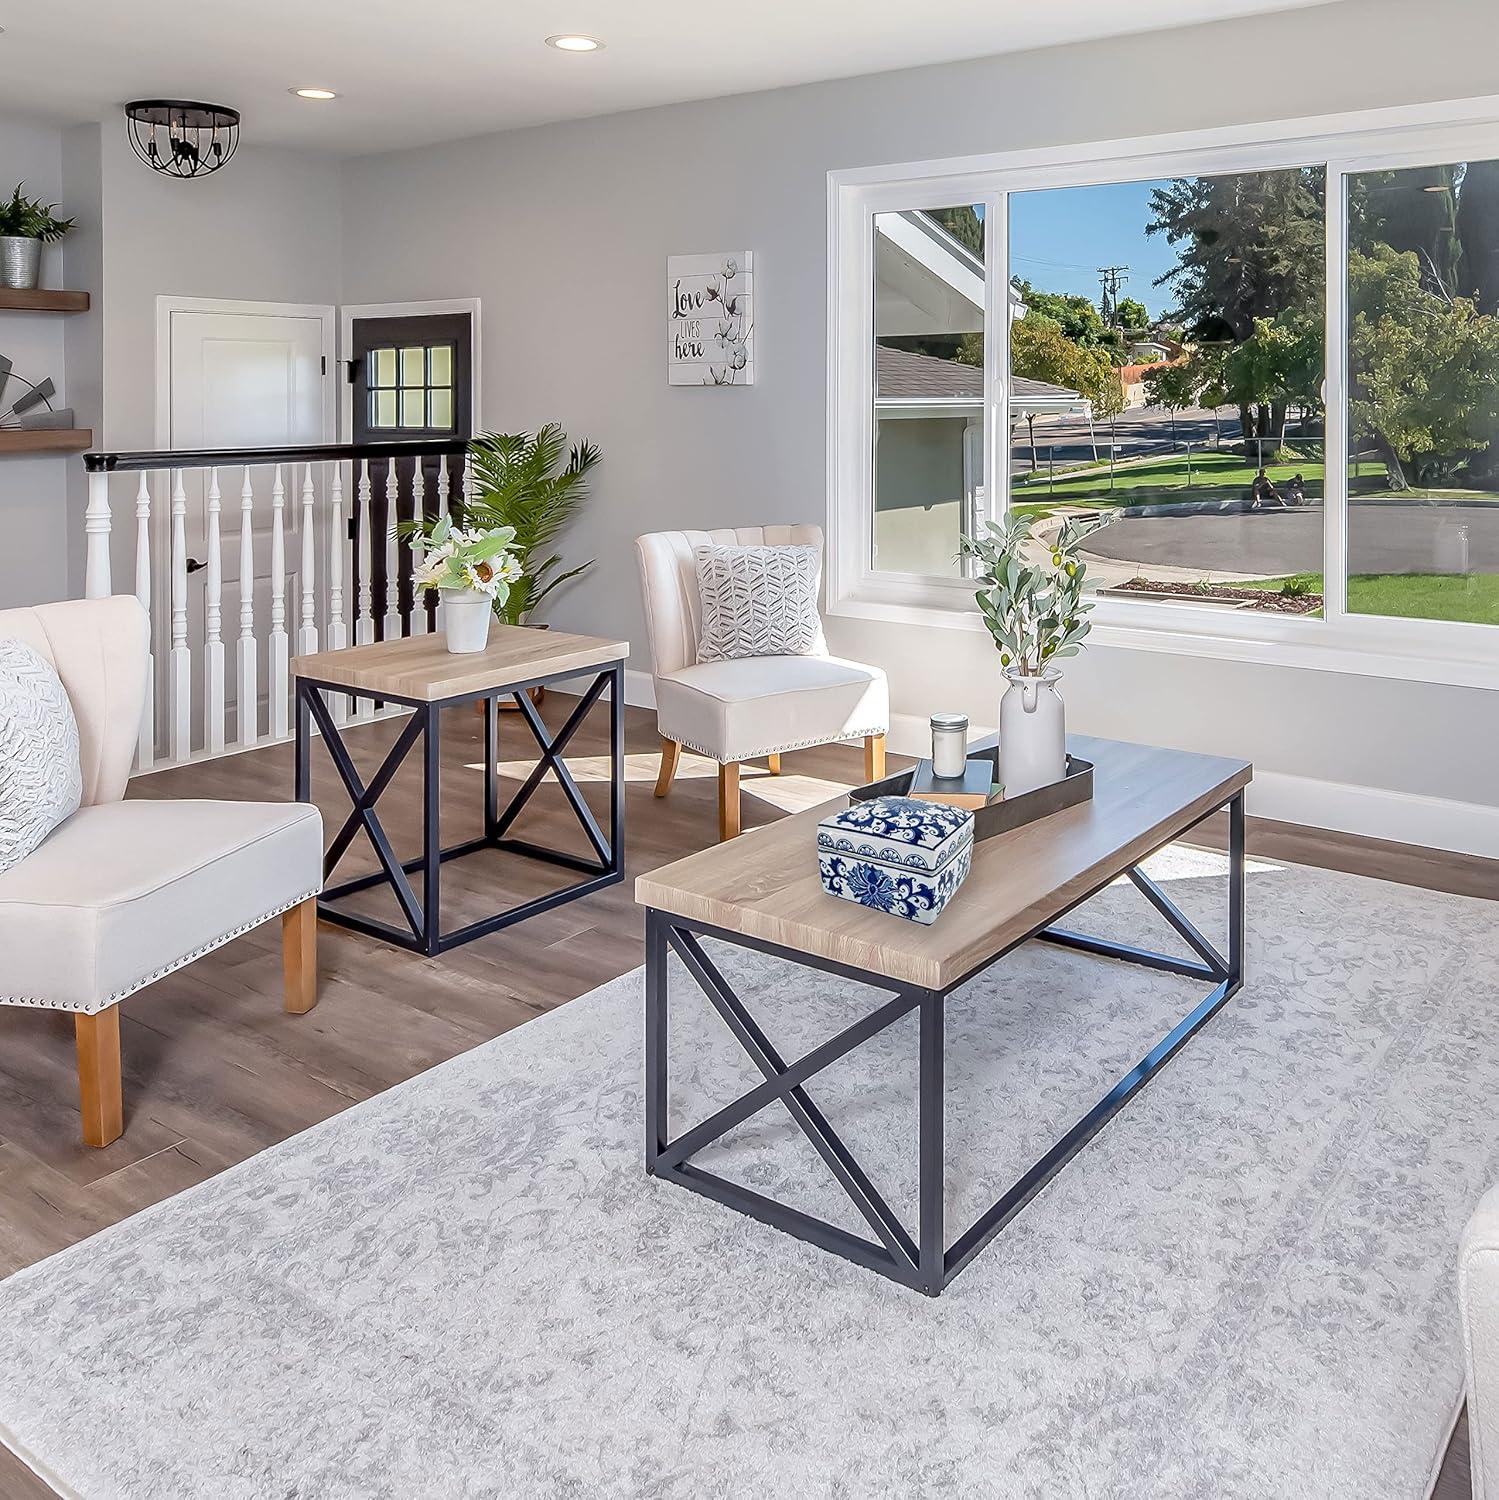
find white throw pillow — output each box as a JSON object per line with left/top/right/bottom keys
{"left": 694, "top": 543, "right": 826, "bottom": 662}
{"left": 0, "top": 639, "right": 83, "bottom": 874}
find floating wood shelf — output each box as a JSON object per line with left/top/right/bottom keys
{"left": 0, "top": 288, "right": 91, "bottom": 313}
{"left": 0, "top": 428, "right": 94, "bottom": 455}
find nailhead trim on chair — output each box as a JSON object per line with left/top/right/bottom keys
{"left": 0, "top": 888, "right": 322, "bottom": 1016}
{"left": 665, "top": 726, "right": 890, "bottom": 764}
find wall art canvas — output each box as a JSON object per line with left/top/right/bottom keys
{"left": 667, "top": 252, "right": 754, "bottom": 386}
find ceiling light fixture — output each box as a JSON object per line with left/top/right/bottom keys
{"left": 125, "top": 100, "right": 240, "bottom": 180}
{"left": 545, "top": 34, "right": 603, "bottom": 52}
{"left": 291, "top": 87, "right": 338, "bottom": 100}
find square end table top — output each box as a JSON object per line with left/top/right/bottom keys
{"left": 635, "top": 735, "right": 1251, "bottom": 991}
{"left": 293, "top": 624, "right": 630, "bottom": 703}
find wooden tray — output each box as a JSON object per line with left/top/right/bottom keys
{"left": 852, "top": 734, "right": 1093, "bottom": 842}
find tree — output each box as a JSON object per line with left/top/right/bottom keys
{"left": 1000, "top": 316, "right": 1123, "bottom": 469}
{"left": 1142, "top": 361, "right": 1201, "bottom": 444}
{"left": 1348, "top": 244, "right": 1499, "bottom": 489}
{"left": 1114, "top": 296, "right": 1150, "bottom": 332}
{"left": 1222, "top": 312, "right": 1324, "bottom": 452}
{"left": 929, "top": 205, "right": 984, "bottom": 256}
{"left": 1013, "top": 280, "right": 1109, "bottom": 345}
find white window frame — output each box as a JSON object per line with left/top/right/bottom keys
{"left": 828, "top": 96, "right": 1499, "bottom": 691}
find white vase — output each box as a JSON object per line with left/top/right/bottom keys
{"left": 441, "top": 592, "right": 493, "bottom": 654}
{"left": 998, "top": 666, "right": 1066, "bottom": 796}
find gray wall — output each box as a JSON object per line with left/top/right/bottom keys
{"left": 340, "top": 0, "right": 1499, "bottom": 821}
{"left": 0, "top": 115, "right": 73, "bottom": 604}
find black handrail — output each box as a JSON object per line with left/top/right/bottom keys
{"left": 83, "top": 437, "right": 469, "bottom": 474}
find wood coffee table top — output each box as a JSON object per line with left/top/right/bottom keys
{"left": 636, "top": 734, "right": 1251, "bottom": 991}
{"left": 293, "top": 624, "right": 629, "bottom": 703}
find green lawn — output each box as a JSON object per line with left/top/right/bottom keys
{"left": 1239, "top": 571, "right": 1499, "bottom": 625}
{"left": 1014, "top": 451, "right": 1327, "bottom": 508}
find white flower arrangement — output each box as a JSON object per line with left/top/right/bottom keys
{"left": 409, "top": 515, "right": 521, "bottom": 607}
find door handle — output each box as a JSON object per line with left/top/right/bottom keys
{"left": 186, "top": 557, "right": 208, "bottom": 575}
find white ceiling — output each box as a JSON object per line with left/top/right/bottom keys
{"left": 1, "top": 0, "right": 1339, "bottom": 155}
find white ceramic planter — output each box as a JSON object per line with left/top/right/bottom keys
{"left": 440, "top": 591, "right": 493, "bottom": 654}
{"left": 998, "top": 666, "right": 1066, "bottom": 796}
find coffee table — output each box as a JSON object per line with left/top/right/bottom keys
{"left": 293, "top": 625, "right": 627, "bottom": 956}
{"left": 635, "top": 734, "right": 1250, "bottom": 1297}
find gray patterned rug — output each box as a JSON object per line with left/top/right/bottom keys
{"left": 0, "top": 849, "right": 1494, "bottom": 1500}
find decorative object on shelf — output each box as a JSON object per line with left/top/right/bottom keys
{"left": 929, "top": 712, "right": 969, "bottom": 779}
{"left": 407, "top": 514, "right": 521, "bottom": 654}
{"left": 0, "top": 362, "right": 71, "bottom": 430}
{"left": 817, "top": 795, "right": 973, "bottom": 924}
{"left": 125, "top": 100, "right": 240, "bottom": 180}
{"left": 0, "top": 184, "right": 75, "bottom": 290}
{"left": 961, "top": 512, "right": 1109, "bottom": 797}
{"left": 668, "top": 252, "right": 754, "bottom": 385}
{"left": 854, "top": 735, "right": 1094, "bottom": 842}
{"left": 904, "top": 756, "right": 997, "bottom": 811}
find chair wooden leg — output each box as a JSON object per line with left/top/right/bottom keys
{"left": 655, "top": 737, "right": 682, "bottom": 798}
{"left": 282, "top": 897, "right": 319, "bottom": 1015}
{"left": 864, "top": 733, "right": 887, "bottom": 783}
{"left": 75, "top": 1006, "right": 123, "bottom": 1149}
{"left": 767, "top": 752, "right": 783, "bottom": 775}
{"left": 718, "top": 761, "right": 742, "bottom": 841}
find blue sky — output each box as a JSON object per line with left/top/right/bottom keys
{"left": 997, "top": 180, "right": 1181, "bottom": 319}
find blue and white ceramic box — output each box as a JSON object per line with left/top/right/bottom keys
{"left": 817, "top": 796, "right": 974, "bottom": 925}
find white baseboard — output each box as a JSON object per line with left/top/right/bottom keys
{"left": 887, "top": 711, "right": 1499, "bottom": 860}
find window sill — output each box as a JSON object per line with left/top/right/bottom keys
{"left": 827, "top": 583, "right": 1499, "bottom": 693}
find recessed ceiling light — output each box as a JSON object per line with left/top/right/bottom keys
{"left": 545, "top": 34, "right": 603, "bottom": 52}
{"left": 290, "top": 87, "right": 338, "bottom": 100}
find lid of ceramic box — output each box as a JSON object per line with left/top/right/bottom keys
{"left": 817, "top": 795, "right": 974, "bottom": 874}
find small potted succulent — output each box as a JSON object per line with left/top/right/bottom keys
{"left": 959, "top": 513, "right": 1109, "bottom": 796}
{"left": 408, "top": 515, "right": 521, "bottom": 654}
{"left": 0, "top": 185, "right": 76, "bottom": 291}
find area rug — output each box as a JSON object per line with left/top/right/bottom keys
{"left": 0, "top": 849, "right": 1495, "bottom": 1499}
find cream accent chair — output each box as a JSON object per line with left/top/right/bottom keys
{"left": 635, "top": 525, "right": 888, "bottom": 840}
{"left": 1462, "top": 1186, "right": 1499, "bottom": 1496}
{"left": 0, "top": 597, "right": 324, "bottom": 1148}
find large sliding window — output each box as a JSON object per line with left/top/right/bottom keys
{"left": 830, "top": 105, "right": 1499, "bottom": 685}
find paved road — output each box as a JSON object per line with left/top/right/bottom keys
{"left": 1013, "top": 405, "right": 1245, "bottom": 474}
{"left": 1083, "top": 499, "right": 1499, "bottom": 580}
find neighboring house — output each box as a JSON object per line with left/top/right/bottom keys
{"left": 1129, "top": 339, "right": 1173, "bottom": 363}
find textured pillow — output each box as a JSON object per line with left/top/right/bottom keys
{"left": 0, "top": 639, "right": 83, "bottom": 874}
{"left": 694, "top": 544, "right": 826, "bottom": 662}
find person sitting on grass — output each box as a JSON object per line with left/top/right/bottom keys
{"left": 1249, "top": 469, "right": 1284, "bottom": 509}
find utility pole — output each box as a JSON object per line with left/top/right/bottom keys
{"left": 1098, "top": 265, "right": 1130, "bottom": 326}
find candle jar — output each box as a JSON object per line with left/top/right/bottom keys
{"left": 929, "top": 713, "right": 969, "bottom": 780}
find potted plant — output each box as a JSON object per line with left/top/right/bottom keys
{"left": 460, "top": 424, "right": 601, "bottom": 625}
{"left": 0, "top": 184, "right": 75, "bottom": 291}
{"left": 959, "top": 512, "right": 1108, "bottom": 796}
{"left": 409, "top": 515, "right": 520, "bottom": 654}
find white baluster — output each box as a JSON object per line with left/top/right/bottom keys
{"left": 383, "top": 458, "right": 402, "bottom": 640}
{"left": 84, "top": 471, "right": 112, "bottom": 597}
{"left": 269, "top": 465, "right": 289, "bottom": 740}
{"left": 237, "top": 468, "right": 258, "bottom": 746}
{"left": 298, "top": 464, "right": 318, "bottom": 657}
{"left": 408, "top": 458, "right": 428, "bottom": 636}
{"left": 133, "top": 475, "right": 155, "bottom": 771}
{"left": 327, "top": 463, "right": 348, "bottom": 726}
{"left": 204, "top": 468, "right": 226, "bottom": 755}
{"left": 355, "top": 459, "right": 374, "bottom": 647}
{"left": 168, "top": 471, "right": 192, "bottom": 763}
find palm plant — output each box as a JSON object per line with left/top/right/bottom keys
{"left": 460, "top": 425, "right": 601, "bottom": 625}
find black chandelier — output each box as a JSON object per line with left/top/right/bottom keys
{"left": 125, "top": 100, "right": 240, "bottom": 179}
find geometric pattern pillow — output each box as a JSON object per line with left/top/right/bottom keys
{"left": 0, "top": 639, "right": 83, "bottom": 874}
{"left": 693, "top": 544, "right": 827, "bottom": 662}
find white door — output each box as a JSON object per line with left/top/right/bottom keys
{"left": 165, "top": 306, "right": 331, "bottom": 740}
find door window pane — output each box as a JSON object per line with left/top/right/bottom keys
{"left": 428, "top": 388, "right": 454, "bottom": 431}
{"left": 1008, "top": 168, "right": 1326, "bottom": 613}
{"left": 372, "top": 390, "right": 397, "bottom": 428}
{"left": 400, "top": 346, "right": 426, "bottom": 384}
{"left": 1345, "top": 159, "right": 1499, "bottom": 624}
{"left": 872, "top": 205, "right": 986, "bottom": 576}
{"left": 400, "top": 389, "right": 425, "bottom": 427}
{"left": 428, "top": 345, "right": 453, "bottom": 385}
{"left": 370, "top": 348, "right": 397, "bottom": 387}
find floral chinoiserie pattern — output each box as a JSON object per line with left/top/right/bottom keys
{"left": 816, "top": 795, "right": 974, "bottom": 924}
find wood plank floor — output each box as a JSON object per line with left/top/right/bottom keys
{"left": 0, "top": 698, "right": 1490, "bottom": 1498}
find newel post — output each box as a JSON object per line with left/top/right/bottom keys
{"left": 84, "top": 469, "right": 112, "bottom": 597}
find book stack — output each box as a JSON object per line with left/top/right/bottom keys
{"left": 904, "top": 757, "right": 1003, "bottom": 811}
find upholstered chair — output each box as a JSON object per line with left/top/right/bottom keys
{"left": 1462, "top": 1184, "right": 1499, "bottom": 1497}
{"left": 635, "top": 525, "right": 888, "bottom": 840}
{"left": 0, "top": 597, "right": 324, "bottom": 1148}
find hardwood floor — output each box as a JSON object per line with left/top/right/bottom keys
{"left": 0, "top": 700, "right": 1490, "bottom": 1498}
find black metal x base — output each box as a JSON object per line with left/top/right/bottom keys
{"left": 295, "top": 662, "right": 625, "bottom": 955}
{"left": 645, "top": 791, "right": 1245, "bottom": 1296}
